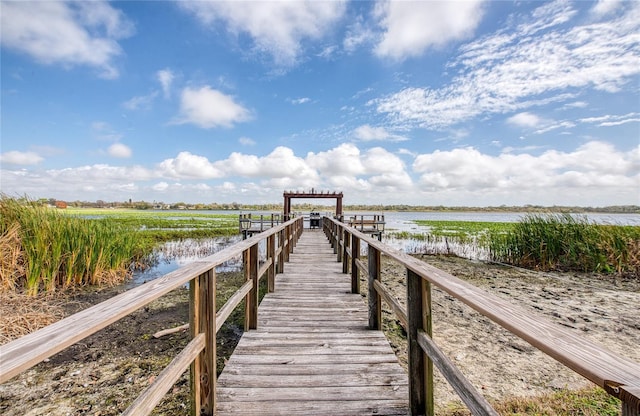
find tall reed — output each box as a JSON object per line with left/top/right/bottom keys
{"left": 489, "top": 213, "right": 640, "bottom": 275}
{"left": 0, "top": 196, "right": 147, "bottom": 294}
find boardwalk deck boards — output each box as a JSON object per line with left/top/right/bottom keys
{"left": 215, "top": 230, "right": 410, "bottom": 415}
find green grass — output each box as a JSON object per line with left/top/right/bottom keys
{"left": 1, "top": 200, "right": 242, "bottom": 294}
{"left": 391, "top": 216, "right": 639, "bottom": 275}
{"left": 411, "top": 220, "right": 514, "bottom": 244}
{"left": 63, "top": 208, "right": 238, "bottom": 243}
{"left": 489, "top": 213, "right": 640, "bottom": 274}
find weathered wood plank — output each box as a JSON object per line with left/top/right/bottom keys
{"left": 217, "top": 373, "right": 408, "bottom": 388}
{"left": 216, "top": 399, "right": 409, "bottom": 416}
{"left": 220, "top": 362, "right": 407, "bottom": 376}
{"left": 216, "top": 230, "right": 409, "bottom": 415}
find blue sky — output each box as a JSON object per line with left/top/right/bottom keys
{"left": 1, "top": 0, "right": 639, "bottom": 206}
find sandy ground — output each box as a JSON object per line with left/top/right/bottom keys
{"left": 0, "top": 256, "right": 638, "bottom": 415}
{"left": 375, "top": 255, "right": 640, "bottom": 411}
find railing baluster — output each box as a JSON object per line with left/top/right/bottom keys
{"left": 368, "top": 245, "right": 381, "bottom": 330}
{"left": 244, "top": 243, "right": 259, "bottom": 330}
{"left": 189, "top": 276, "right": 202, "bottom": 416}
{"left": 351, "top": 235, "right": 360, "bottom": 294}
{"left": 190, "top": 271, "right": 217, "bottom": 415}
{"left": 407, "top": 269, "right": 434, "bottom": 416}
{"left": 267, "top": 234, "right": 276, "bottom": 293}
{"left": 342, "top": 227, "right": 350, "bottom": 274}
{"left": 278, "top": 229, "right": 285, "bottom": 273}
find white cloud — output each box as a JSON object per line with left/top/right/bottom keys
{"left": 592, "top": 0, "right": 623, "bottom": 17}
{"left": 507, "top": 112, "right": 542, "bottom": 128}
{"left": 0, "top": 151, "right": 44, "bottom": 165}
{"left": 579, "top": 112, "right": 640, "bottom": 127}
{"left": 374, "top": 0, "right": 485, "bottom": 60}
{"left": 413, "top": 141, "right": 638, "bottom": 195}
{"left": 158, "top": 151, "right": 224, "bottom": 179}
{"left": 178, "top": 1, "right": 346, "bottom": 68}
{"left": 122, "top": 92, "right": 159, "bottom": 111}
{"left": 174, "top": 86, "right": 250, "bottom": 129}
{"left": 239, "top": 137, "right": 256, "bottom": 146}
{"left": 372, "top": 1, "right": 640, "bottom": 129}
{"left": 0, "top": 1, "right": 133, "bottom": 79}
{"left": 152, "top": 182, "right": 170, "bottom": 191}
{"left": 343, "top": 16, "right": 375, "bottom": 53}
{"left": 107, "top": 143, "right": 132, "bottom": 158}
{"left": 289, "top": 97, "right": 311, "bottom": 105}
{"left": 1, "top": 142, "right": 637, "bottom": 205}
{"left": 218, "top": 147, "right": 319, "bottom": 181}
{"left": 353, "top": 124, "right": 408, "bottom": 142}
{"left": 157, "top": 68, "right": 175, "bottom": 99}
{"left": 307, "top": 144, "right": 366, "bottom": 177}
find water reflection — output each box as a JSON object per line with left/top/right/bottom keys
{"left": 129, "top": 235, "right": 243, "bottom": 287}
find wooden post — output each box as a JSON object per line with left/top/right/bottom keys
{"left": 189, "top": 270, "right": 217, "bottom": 415}
{"left": 622, "top": 389, "right": 640, "bottom": 416}
{"left": 407, "top": 269, "right": 434, "bottom": 416}
{"left": 368, "top": 245, "right": 381, "bottom": 330}
{"left": 244, "top": 244, "right": 259, "bottom": 330}
{"left": 336, "top": 226, "right": 342, "bottom": 258}
{"left": 342, "top": 228, "right": 350, "bottom": 274}
{"left": 351, "top": 235, "right": 360, "bottom": 294}
{"left": 285, "top": 226, "right": 291, "bottom": 261}
{"left": 278, "top": 229, "right": 285, "bottom": 274}
{"left": 267, "top": 234, "right": 276, "bottom": 292}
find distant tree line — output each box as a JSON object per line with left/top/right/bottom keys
{"left": 26, "top": 196, "right": 640, "bottom": 214}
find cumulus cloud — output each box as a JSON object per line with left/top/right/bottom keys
{"left": 217, "top": 147, "right": 319, "bottom": 181}
{"left": 413, "top": 141, "right": 638, "bottom": 195}
{"left": 158, "top": 151, "right": 224, "bottom": 179}
{"left": 372, "top": 1, "right": 640, "bottom": 129}
{"left": 174, "top": 86, "right": 250, "bottom": 129}
{"left": 307, "top": 144, "right": 366, "bottom": 177}
{"left": 107, "top": 143, "right": 132, "bottom": 158}
{"left": 0, "top": 1, "right": 133, "bottom": 79}
{"left": 1, "top": 141, "right": 636, "bottom": 206}
{"left": 0, "top": 151, "right": 44, "bottom": 165}
{"left": 178, "top": 1, "right": 346, "bottom": 68}
{"left": 374, "top": 0, "right": 485, "bottom": 60}
{"left": 353, "top": 124, "right": 408, "bottom": 142}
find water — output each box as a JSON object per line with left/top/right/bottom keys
{"left": 129, "top": 211, "right": 639, "bottom": 285}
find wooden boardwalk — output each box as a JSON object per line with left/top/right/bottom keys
{"left": 216, "top": 230, "right": 409, "bottom": 415}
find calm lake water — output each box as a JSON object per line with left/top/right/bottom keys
{"left": 130, "top": 210, "right": 639, "bottom": 286}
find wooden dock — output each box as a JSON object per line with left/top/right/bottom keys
{"left": 216, "top": 229, "right": 409, "bottom": 415}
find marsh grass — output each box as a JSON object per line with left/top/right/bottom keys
{"left": 489, "top": 213, "right": 640, "bottom": 275}
{"left": 0, "top": 197, "right": 150, "bottom": 295}
{"left": 64, "top": 208, "right": 238, "bottom": 242}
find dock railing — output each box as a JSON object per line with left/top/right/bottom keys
{"left": 0, "top": 217, "right": 304, "bottom": 416}
{"left": 324, "top": 216, "right": 640, "bottom": 416}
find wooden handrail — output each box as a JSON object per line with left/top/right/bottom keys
{"left": 0, "top": 216, "right": 304, "bottom": 416}
{"left": 324, "top": 216, "right": 640, "bottom": 416}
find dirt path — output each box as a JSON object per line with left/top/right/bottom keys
{"left": 1, "top": 256, "right": 638, "bottom": 415}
